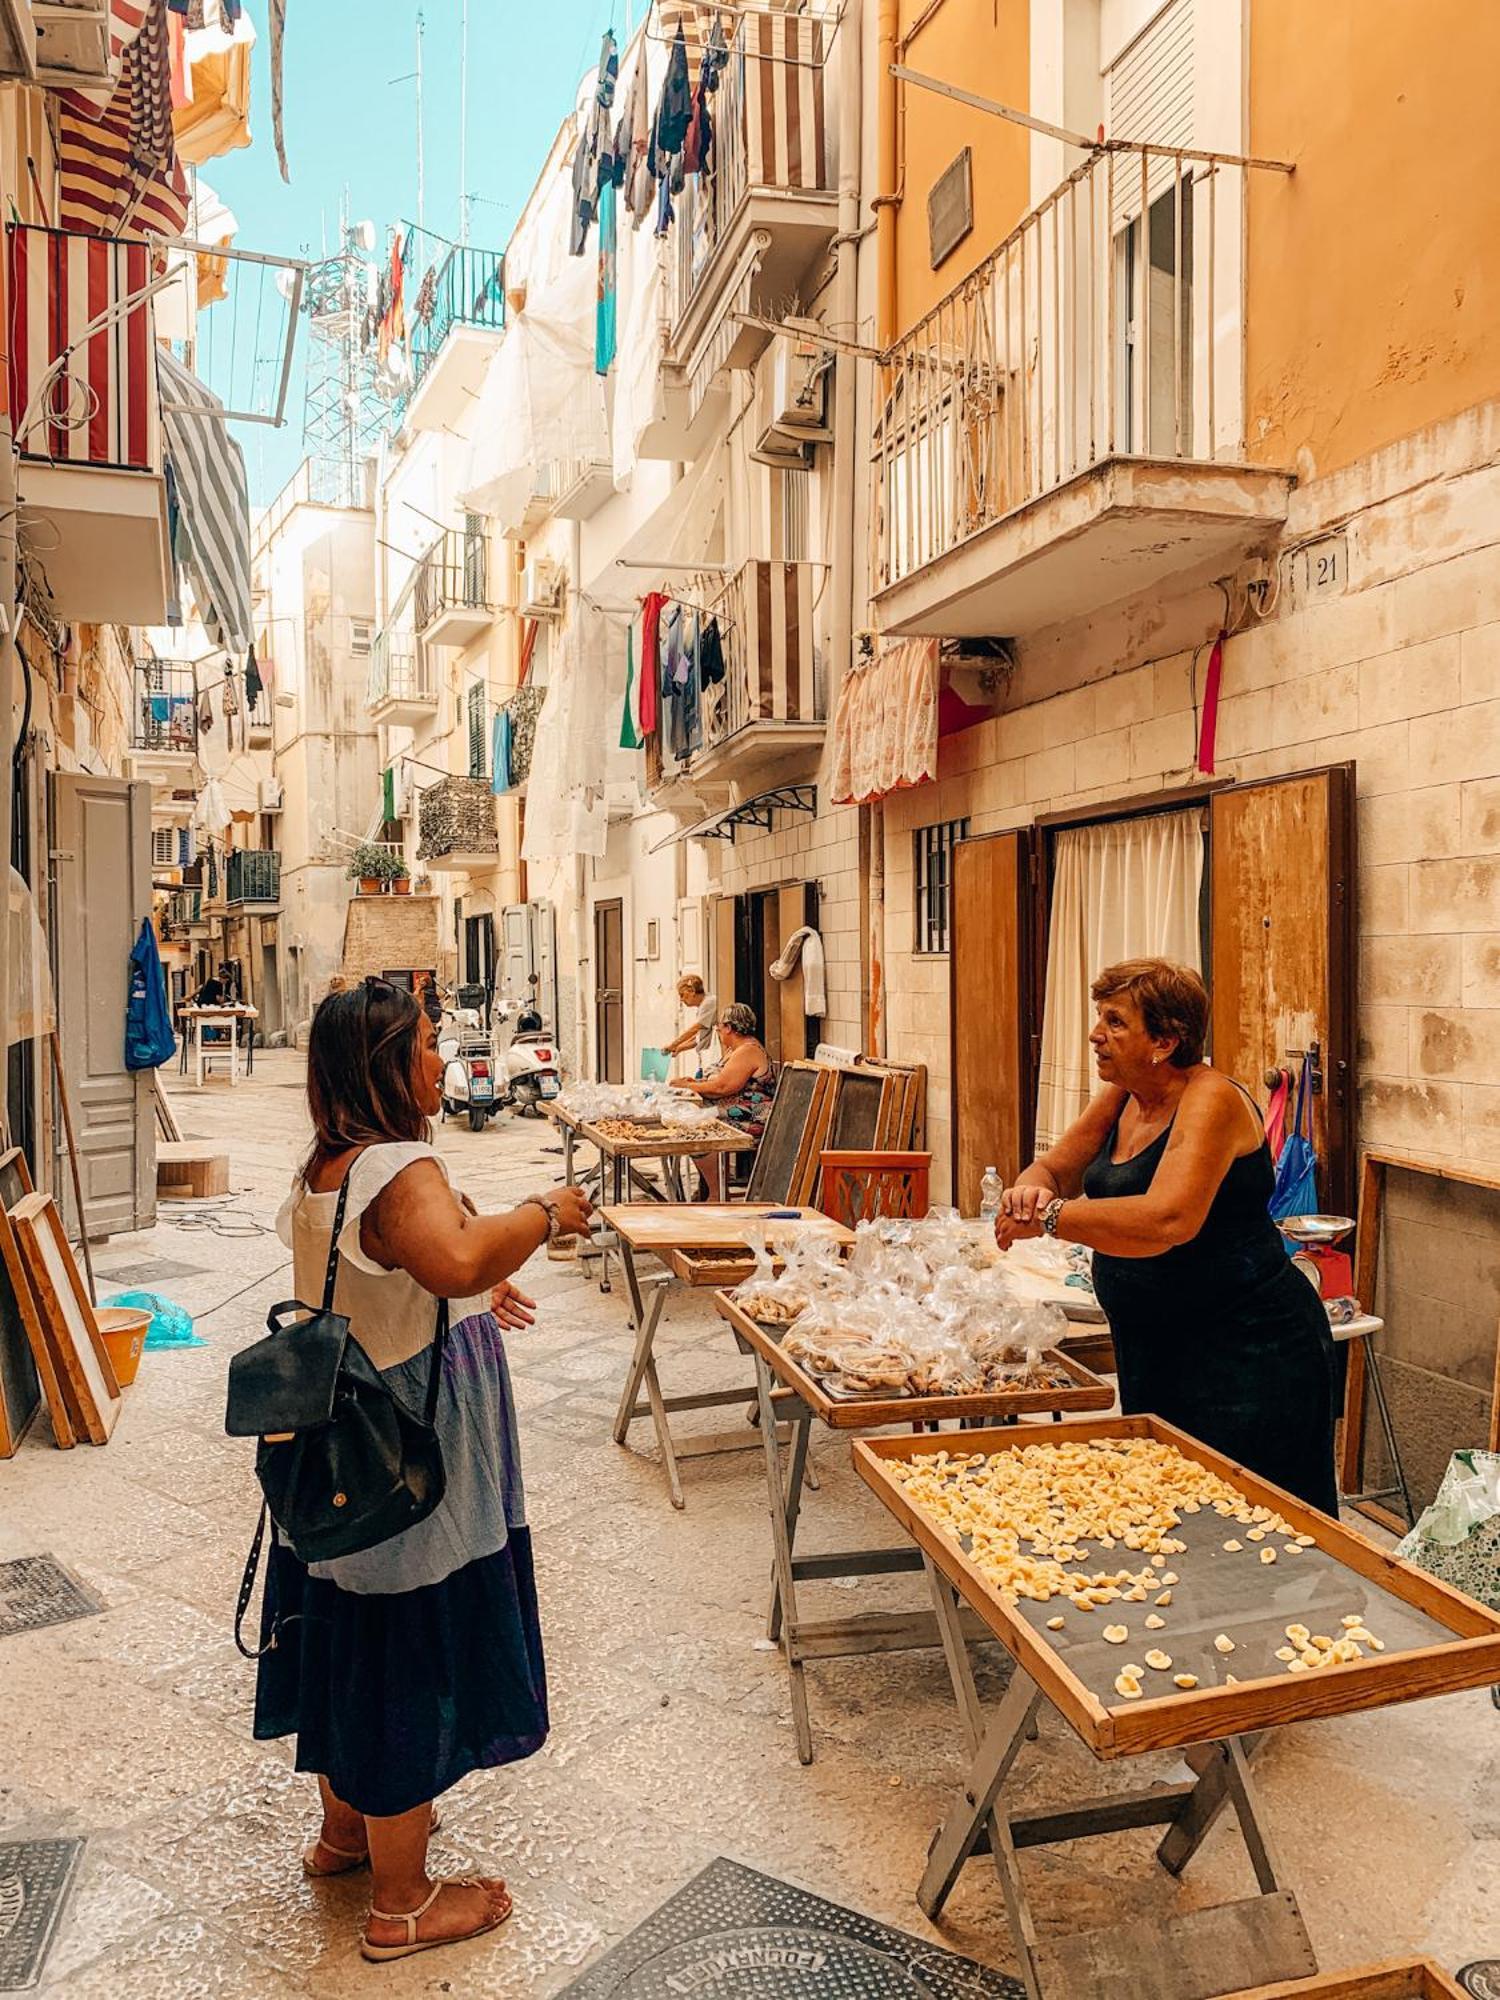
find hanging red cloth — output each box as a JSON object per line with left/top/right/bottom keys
{"left": 638, "top": 591, "right": 667, "bottom": 735}
{"left": 1197, "top": 632, "right": 1226, "bottom": 774}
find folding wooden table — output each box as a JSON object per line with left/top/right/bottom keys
{"left": 601, "top": 1204, "right": 855, "bottom": 1509}
{"left": 715, "top": 1290, "right": 1115, "bottom": 1764}
{"left": 855, "top": 1415, "right": 1500, "bottom": 2000}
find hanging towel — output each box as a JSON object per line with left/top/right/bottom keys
{"left": 770, "top": 926, "right": 828, "bottom": 1018}
{"left": 620, "top": 622, "right": 643, "bottom": 750}
{"left": 596, "top": 178, "right": 618, "bottom": 374}
{"left": 491, "top": 708, "right": 514, "bottom": 795}
{"left": 639, "top": 594, "right": 665, "bottom": 736}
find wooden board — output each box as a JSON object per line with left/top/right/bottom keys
{"left": 951, "top": 829, "right": 1032, "bottom": 1211}
{"left": 745, "top": 1061, "right": 825, "bottom": 1204}
{"left": 602, "top": 1203, "right": 856, "bottom": 1255}
{"left": 1226, "top": 1960, "right": 1468, "bottom": 2000}
{"left": 716, "top": 1292, "right": 1115, "bottom": 1429}
{"left": 1209, "top": 767, "right": 1357, "bottom": 1221}
{"left": 1043, "top": 1891, "right": 1316, "bottom": 2000}
{"left": 853, "top": 1413, "right": 1500, "bottom": 1760}
{"left": 824, "top": 1068, "right": 888, "bottom": 1156}
{"left": 579, "top": 1120, "right": 754, "bottom": 1160}
{"left": 0, "top": 1150, "right": 43, "bottom": 1454}
{"left": 10, "top": 1193, "right": 121, "bottom": 1444}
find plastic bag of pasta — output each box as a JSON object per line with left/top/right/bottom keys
{"left": 1396, "top": 1449, "right": 1500, "bottom": 1611}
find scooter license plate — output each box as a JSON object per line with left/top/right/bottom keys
{"left": 539, "top": 1075, "right": 560, "bottom": 1099}
{"left": 470, "top": 1078, "right": 494, "bottom": 1100}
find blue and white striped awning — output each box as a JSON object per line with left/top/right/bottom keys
{"left": 156, "top": 344, "right": 252, "bottom": 651}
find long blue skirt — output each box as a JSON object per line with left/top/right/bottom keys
{"left": 253, "top": 1530, "right": 548, "bottom": 1818}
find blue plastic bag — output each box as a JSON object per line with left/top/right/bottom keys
{"left": 101, "top": 1290, "right": 204, "bottom": 1349}
{"left": 1268, "top": 1058, "right": 1319, "bottom": 1245}
{"left": 124, "top": 920, "right": 177, "bottom": 1071}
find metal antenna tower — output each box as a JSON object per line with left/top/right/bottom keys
{"left": 300, "top": 207, "right": 385, "bottom": 509}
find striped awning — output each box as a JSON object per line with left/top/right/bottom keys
{"left": 157, "top": 346, "right": 252, "bottom": 650}
{"left": 7, "top": 224, "right": 159, "bottom": 469}
{"left": 58, "top": 0, "right": 191, "bottom": 240}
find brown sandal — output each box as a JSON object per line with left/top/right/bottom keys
{"left": 360, "top": 1877, "right": 512, "bottom": 1963}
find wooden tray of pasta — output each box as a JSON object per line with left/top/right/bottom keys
{"left": 715, "top": 1293, "right": 1116, "bottom": 1429}
{"left": 1225, "top": 1960, "right": 1468, "bottom": 1999}
{"left": 853, "top": 1414, "right": 1500, "bottom": 1759}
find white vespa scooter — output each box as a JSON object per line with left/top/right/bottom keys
{"left": 495, "top": 980, "right": 561, "bottom": 1117}
{"left": 438, "top": 1001, "right": 501, "bottom": 1132}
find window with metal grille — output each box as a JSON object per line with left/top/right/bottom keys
{"left": 913, "top": 818, "right": 969, "bottom": 956}
{"left": 350, "top": 618, "right": 373, "bottom": 656}
{"left": 466, "top": 680, "right": 487, "bottom": 778}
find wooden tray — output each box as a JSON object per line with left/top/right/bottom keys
{"left": 664, "top": 1246, "right": 761, "bottom": 1288}
{"left": 1226, "top": 1961, "right": 1468, "bottom": 1999}
{"left": 716, "top": 1292, "right": 1116, "bottom": 1429}
{"left": 853, "top": 1414, "right": 1500, "bottom": 1760}
{"left": 582, "top": 1120, "right": 753, "bottom": 1158}
{"left": 601, "top": 1204, "right": 856, "bottom": 1255}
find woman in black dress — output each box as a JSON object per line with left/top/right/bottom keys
{"left": 995, "top": 958, "right": 1339, "bottom": 1513}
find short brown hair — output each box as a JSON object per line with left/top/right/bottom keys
{"left": 1090, "top": 958, "right": 1208, "bottom": 1068}
{"left": 719, "top": 1001, "right": 758, "bottom": 1038}
{"left": 677, "top": 974, "right": 706, "bottom": 998}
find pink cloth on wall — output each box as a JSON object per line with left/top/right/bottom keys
{"left": 830, "top": 637, "right": 939, "bottom": 805}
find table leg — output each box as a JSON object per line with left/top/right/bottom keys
{"left": 612, "top": 1247, "right": 667, "bottom": 1440}
{"left": 924, "top": 1557, "right": 988, "bottom": 1752}
{"left": 754, "top": 1347, "right": 814, "bottom": 1764}
{"left": 1365, "top": 1342, "right": 1417, "bottom": 1526}
{"left": 194, "top": 1023, "right": 205, "bottom": 1089}
{"left": 916, "top": 1652, "right": 1044, "bottom": 1938}
{"left": 229, "top": 1021, "right": 240, "bottom": 1086}
{"left": 767, "top": 1406, "right": 813, "bottom": 1645}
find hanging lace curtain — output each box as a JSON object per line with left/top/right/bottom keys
{"left": 1033, "top": 810, "right": 1205, "bottom": 1151}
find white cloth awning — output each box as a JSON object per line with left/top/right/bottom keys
{"left": 829, "top": 638, "right": 938, "bottom": 806}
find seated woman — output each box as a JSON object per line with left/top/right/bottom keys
{"left": 675, "top": 1001, "right": 775, "bottom": 1200}
{"left": 995, "top": 958, "right": 1339, "bottom": 1514}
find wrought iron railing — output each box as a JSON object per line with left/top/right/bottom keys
{"left": 164, "top": 888, "right": 202, "bottom": 930}
{"left": 132, "top": 659, "right": 197, "bottom": 753}
{"left": 414, "top": 523, "right": 490, "bottom": 632}
{"left": 653, "top": 562, "right": 824, "bottom": 777}
{"left": 398, "top": 234, "right": 505, "bottom": 413}
{"left": 225, "top": 849, "right": 281, "bottom": 905}
{"left": 417, "top": 775, "right": 499, "bottom": 862}
{"left": 368, "top": 623, "right": 433, "bottom": 708}
{"left": 873, "top": 146, "right": 1239, "bottom": 594}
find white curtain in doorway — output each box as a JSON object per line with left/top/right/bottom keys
{"left": 1034, "top": 810, "right": 1204, "bottom": 1152}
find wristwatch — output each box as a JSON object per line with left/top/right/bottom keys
{"left": 1041, "top": 1197, "right": 1067, "bottom": 1238}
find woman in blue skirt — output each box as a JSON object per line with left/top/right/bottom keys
{"left": 256, "top": 978, "right": 592, "bottom": 1963}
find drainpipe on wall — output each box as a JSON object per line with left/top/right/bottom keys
{"left": 570, "top": 517, "right": 590, "bottom": 1080}
{"left": 875, "top": 0, "right": 900, "bottom": 350}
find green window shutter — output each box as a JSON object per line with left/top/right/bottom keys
{"left": 382, "top": 767, "right": 395, "bottom": 822}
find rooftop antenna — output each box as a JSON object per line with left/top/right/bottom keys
{"left": 389, "top": 11, "right": 426, "bottom": 236}
{"left": 459, "top": 0, "right": 469, "bottom": 243}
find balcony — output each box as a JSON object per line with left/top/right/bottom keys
{"left": 225, "top": 849, "right": 281, "bottom": 908}
{"left": 399, "top": 238, "right": 506, "bottom": 434}
{"left": 246, "top": 685, "right": 272, "bottom": 744}
{"left": 164, "top": 888, "right": 209, "bottom": 937}
{"left": 127, "top": 660, "right": 197, "bottom": 786}
{"left": 871, "top": 149, "right": 1292, "bottom": 640}
{"left": 414, "top": 524, "right": 491, "bottom": 649}
{"left": 658, "top": 561, "right": 825, "bottom": 794}
{"left": 8, "top": 225, "right": 172, "bottom": 625}
{"left": 368, "top": 623, "right": 437, "bottom": 726}
{"left": 666, "top": 14, "right": 838, "bottom": 398}
{"left": 417, "top": 775, "right": 499, "bottom": 873}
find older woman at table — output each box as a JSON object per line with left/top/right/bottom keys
{"left": 995, "top": 958, "right": 1339, "bottom": 1513}
{"left": 675, "top": 1001, "right": 775, "bottom": 1201}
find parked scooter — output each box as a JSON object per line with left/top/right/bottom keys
{"left": 495, "top": 986, "right": 561, "bottom": 1117}
{"left": 438, "top": 1003, "right": 502, "bottom": 1133}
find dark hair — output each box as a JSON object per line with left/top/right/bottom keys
{"left": 1090, "top": 958, "right": 1209, "bottom": 1068}
{"left": 305, "top": 977, "right": 431, "bottom": 1169}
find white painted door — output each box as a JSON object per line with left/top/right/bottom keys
{"left": 52, "top": 773, "right": 155, "bottom": 1237}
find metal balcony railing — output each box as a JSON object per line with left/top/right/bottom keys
{"left": 132, "top": 659, "right": 198, "bottom": 753}
{"left": 668, "top": 12, "right": 834, "bottom": 328}
{"left": 368, "top": 624, "right": 433, "bottom": 708}
{"left": 225, "top": 849, "right": 281, "bottom": 906}
{"left": 414, "top": 523, "right": 490, "bottom": 633}
{"left": 873, "top": 146, "right": 1243, "bottom": 594}
{"left": 164, "top": 888, "right": 202, "bottom": 931}
{"left": 400, "top": 236, "right": 506, "bottom": 407}
{"left": 417, "top": 775, "right": 499, "bottom": 863}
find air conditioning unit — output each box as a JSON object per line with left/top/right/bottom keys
{"left": 520, "top": 558, "right": 563, "bottom": 619}
{"left": 751, "top": 334, "right": 830, "bottom": 469}
{"left": 259, "top": 776, "right": 284, "bottom": 812}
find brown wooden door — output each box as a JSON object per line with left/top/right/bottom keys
{"left": 951, "top": 829, "right": 1034, "bottom": 1212}
{"left": 1209, "top": 766, "right": 1357, "bottom": 1218}
{"left": 593, "top": 898, "right": 625, "bottom": 1084}
{"left": 712, "top": 895, "right": 737, "bottom": 1022}
{"left": 775, "top": 882, "right": 818, "bottom": 1063}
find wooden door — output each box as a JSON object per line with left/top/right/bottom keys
{"left": 593, "top": 898, "right": 625, "bottom": 1084}
{"left": 712, "top": 893, "right": 738, "bottom": 1019}
{"left": 1210, "top": 766, "right": 1356, "bottom": 1218}
{"left": 950, "top": 829, "right": 1034, "bottom": 1212}
{"left": 52, "top": 773, "right": 154, "bottom": 1237}
{"left": 776, "top": 882, "right": 818, "bottom": 1062}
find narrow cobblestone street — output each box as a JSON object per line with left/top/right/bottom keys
{"left": 2, "top": 1057, "right": 1497, "bottom": 1995}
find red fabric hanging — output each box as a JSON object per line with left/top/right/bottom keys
{"left": 1197, "top": 632, "right": 1225, "bottom": 774}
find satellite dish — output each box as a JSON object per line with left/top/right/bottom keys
{"left": 275, "top": 266, "right": 298, "bottom": 301}
{"left": 355, "top": 219, "right": 376, "bottom": 252}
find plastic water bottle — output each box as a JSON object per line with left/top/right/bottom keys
{"left": 979, "top": 1165, "right": 1003, "bottom": 1223}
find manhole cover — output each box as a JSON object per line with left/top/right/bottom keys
{"left": 0, "top": 1557, "right": 102, "bottom": 1641}
{"left": 92, "top": 1257, "right": 208, "bottom": 1287}
{"left": 0, "top": 1838, "right": 84, "bottom": 1991}
{"left": 558, "top": 1859, "right": 1023, "bottom": 1999}
{"left": 1459, "top": 1965, "right": 1500, "bottom": 2000}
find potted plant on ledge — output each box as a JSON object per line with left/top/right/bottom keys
{"left": 348, "top": 843, "right": 408, "bottom": 896}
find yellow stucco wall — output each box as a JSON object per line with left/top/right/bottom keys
{"left": 1246, "top": 0, "right": 1500, "bottom": 479}
{"left": 892, "top": 0, "right": 1030, "bottom": 335}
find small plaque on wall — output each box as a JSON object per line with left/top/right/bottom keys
{"left": 928, "top": 148, "right": 974, "bottom": 270}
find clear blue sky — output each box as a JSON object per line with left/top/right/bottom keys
{"left": 211, "top": 0, "right": 632, "bottom": 499}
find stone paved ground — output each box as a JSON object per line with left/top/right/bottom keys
{"left": 2, "top": 1051, "right": 1497, "bottom": 1995}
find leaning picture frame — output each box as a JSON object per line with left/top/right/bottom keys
{"left": 9, "top": 1193, "right": 120, "bottom": 1445}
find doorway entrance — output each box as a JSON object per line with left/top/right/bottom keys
{"left": 594, "top": 898, "right": 625, "bottom": 1083}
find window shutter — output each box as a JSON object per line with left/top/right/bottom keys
{"left": 382, "top": 767, "right": 395, "bottom": 823}
{"left": 467, "top": 682, "right": 487, "bottom": 777}
{"left": 1106, "top": 0, "right": 1194, "bottom": 227}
